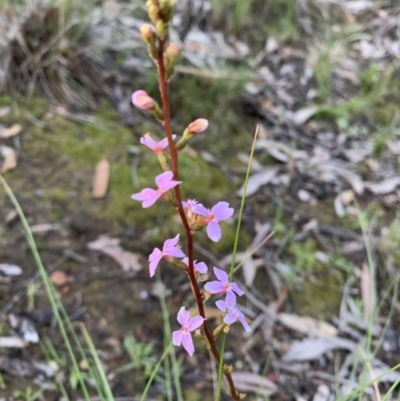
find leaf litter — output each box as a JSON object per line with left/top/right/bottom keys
{"left": 1, "top": 0, "right": 400, "bottom": 399}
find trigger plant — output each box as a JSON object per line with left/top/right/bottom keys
{"left": 131, "top": 1, "right": 250, "bottom": 399}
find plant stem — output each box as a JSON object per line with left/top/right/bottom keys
{"left": 155, "top": 39, "right": 241, "bottom": 401}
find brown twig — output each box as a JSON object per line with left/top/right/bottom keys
{"left": 155, "top": 39, "right": 241, "bottom": 401}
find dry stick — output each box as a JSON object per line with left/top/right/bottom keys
{"left": 156, "top": 39, "right": 241, "bottom": 401}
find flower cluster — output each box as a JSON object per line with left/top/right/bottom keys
{"left": 130, "top": 0, "right": 250, "bottom": 362}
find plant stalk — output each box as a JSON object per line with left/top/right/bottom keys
{"left": 155, "top": 39, "right": 241, "bottom": 401}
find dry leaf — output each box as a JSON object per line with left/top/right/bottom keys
{"left": 282, "top": 337, "right": 355, "bottom": 361}
{"left": 290, "top": 105, "right": 319, "bottom": 126}
{"left": 230, "top": 371, "right": 278, "bottom": 397}
{"left": 278, "top": 313, "right": 338, "bottom": 337}
{"left": 92, "top": 157, "right": 110, "bottom": 198}
{"left": 237, "top": 167, "right": 279, "bottom": 197}
{"left": 0, "top": 337, "right": 25, "bottom": 348}
{"left": 312, "top": 384, "right": 331, "bottom": 401}
{"left": 367, "top": 177, "right": 400, "bottom": 195}
{"left": 0, "top": 145, "right": 17, "bottom": 173}
{"left": 87, "top": 235, "right": 142, "bottom": 272}
{"left": 0, "top": 264, "right": 22, "bottom": 276}
{"left": 0, "top": 124, "right": 22, "bottom": 139}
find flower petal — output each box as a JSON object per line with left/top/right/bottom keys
{"left": 160, "top": 179, "right": 181, "bottom": 192}
{"left": 149, "top": 255, "right": 162, "bottom": 277}
{"left": 176, "top": 307, "right": 190, "bottom": 326}
{"left": 182, "top": 333, "right": 195, "bottom": 356}
{"left": 230, "top": 282, "right": 245, "bottom": 297}
{"left": 239, "top": 316, "right": 252, "bottom": 332}
{"left": 192, "top": 204, "right": 209, "bottom": 216}
{"left": 215, "top": 300, "right": 227, "bottom": 312}
{"left": 204, "top": 281, "right": 225, "bottom": 294}
{"left": 224, "top": 310, "right": 238, "bottom": 325}
{"left": 142, "top": 193, "right": 161, "bottom": 208}
{"left": 131, "top": 188, "right": 157, "bottom": 201}
{"left": 211, "top": 201, "right": 234, "bottom": 221}
{"left": 149, "top": 248, "right": 162, "bottom": 261}
{"left": 164, "top": 234, "right": 180, "bottom": 249}
{"left": 207, "top": 222, "right": 221, "bottom": 242}
{"left": 172, "top": 330, "right": 184, "bottom": 346}
{"left": 155, "top": 171, "right": 174, "bottom": 188}
{"left": 194, "top": 261, "right": 208, "bottom": 274}
{"left": 165, "top": 248, "right": 186, "bottom": 258}
{"left": 187, "top": 316, "right": 204, "bottom": 331}
{"left": 213, "top": 267, "right": 228, "bottom": 283}
{"left": 225, "top": 291, "right": 237, "bottom": 307}
{"left": 224, "top": 292, "right": 237, "bottom": 309}
{"left": 140, "top": 135, "right": 159, "bottom": 150}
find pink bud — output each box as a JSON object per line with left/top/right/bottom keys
{"left": 131, "top": 90, "right": 155, "bottom": 110}
{"left": 140, "top": 24, "right": 154, "bottom": 42}
{"left": 187, "top": 118, "right": 209, "bottom": 134}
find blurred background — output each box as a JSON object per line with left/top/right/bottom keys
{"left": 0, "top": 0, "right": 400, "bottom": 400}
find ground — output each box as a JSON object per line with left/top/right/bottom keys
{"left": 0, "top": 1, "right": 400, "bottom": 401}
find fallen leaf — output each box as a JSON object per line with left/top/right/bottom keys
{"left": 242, "top": 257, "right": 257, "bottom": 287}
{"left": 237, "top": 167, "right": 279, "bottom": 197}
{"left": 0, "top": 337, "right": 25, "bottom": 348}
{"left": 318, "top": 164, "right": 364, "bottom": 194}
{"left": 92, "top": 157, "right": 110, "bottom": 198}
{"left": 87, "top": 235, "right": 142, "bottom": 272}
{"left": 282, "top": 337, "right": 355, "bottom": 361}
{"left": 278, "top": 313, "right": 338, "bottom": 337}
{"left": 230, "top": 371, "right": 278, "bottom": 397}
{"left": 30, "top": 223, "right": 63, "bottom": 233}
{"left": 0, "top": 145, "right": 17, "bottom": 173}
{"left": 367, "top": 177, "right": 400, "bottom": 195}
{"left": 334, "top": 193, "right": 346, "bottom": 217}
{"left": 0, "top": 124, "right": 22, "bottom": 139}
{"left": 365, "top": 360, "right": 400, "bottom": 383}
{"left": 312, "top": 384, "right": 331, "bottom": 401}
{"left": 290, "top": 105, "right": 319, "bottom": 126}
{"left": 0, "top": 264, "right": 22, "bottom": 276}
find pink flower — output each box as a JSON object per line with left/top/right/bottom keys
{"left": 193, "top": 201, "right": 234, "bottom": 242}
{"left": 187, "top": 118, "right": 208, "bottom": 134}
{"left": 216, "top": 299, "right": 251, "bottom": 333}
{"left": 172, "top": 307, "right": 205, "bottom": 356}
{"left": 132, "top": 90, "right": 155, "bottom": 110}
{"left": 140, "top": 134, "right": 176, "bottom": 156}
{"left": 182, "top": 199, "right": 203, "bottom": 219}
{"left": 182, "top": 257, "right": 208, "bottom": 274}
{"left": 204, "top": 267, "right": 244, "bottom": 306}
{"left": 149, "top": 234, "right": 186, "bottom": 277}
{"left": 131, "top": 171, "right": 181, "bottom": 208}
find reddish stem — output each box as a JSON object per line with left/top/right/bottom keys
{"left": 155, "top": 40, "right": 241, "bottom": 401}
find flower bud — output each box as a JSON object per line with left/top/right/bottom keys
{"left": 188, "top": 118, "right": 209, "bottom": 134}
{"left": 131, "top": 90, "right": 155, "bottom": 110}
{"left": 166, "top": 43, "right": 180, "bottom": 60}
{"left": 140, "top": 24, "right": 154, "bottom": 43}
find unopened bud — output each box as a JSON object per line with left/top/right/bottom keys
{"left": 131, "top": 90, "right": 155, "bottom": 110}
{"left": 188, "top": 118, "right": 209, "bottom": 134}
{"left": 166, "top": 43, "right": 180, "bottom": 59}
{"left": 140, "top": 24, "right": 154, "bottom": 43}
{"left": 155, "top": 20, "right": 168, "bottom": 40}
